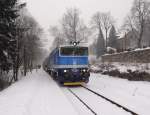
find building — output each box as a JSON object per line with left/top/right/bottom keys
{"left": 117, "top": 28, "right": 150, "bottom": 52}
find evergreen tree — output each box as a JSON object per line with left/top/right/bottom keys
{"left": 0, "top": 0, "right": 18, "bottom": 71}
{"left": 0, "top": 0, "right": 25, "bottom": 81}
{"left": 96, "top": 27, "right": 105, "bottom": 58}
{"left": 108, "top": 25, "right": 118, "bottom": 49}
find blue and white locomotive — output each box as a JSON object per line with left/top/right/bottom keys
{"left": 43, "top": 43, "right": 90, "bottom": 85}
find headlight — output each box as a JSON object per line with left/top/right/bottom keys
{"left": 64, "top": 69, "right": 67, "bottom": 72}
{"left": 82, "top": 69, "right": 86, "bottom": 72}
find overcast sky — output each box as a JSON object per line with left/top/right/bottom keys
{"left": 24, "top": 0, "right": 134, "bottom": 49}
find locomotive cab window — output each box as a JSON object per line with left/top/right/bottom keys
{"left": 60, "top": 47, "right": 88, "bottom": 56}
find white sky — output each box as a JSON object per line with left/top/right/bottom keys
{"left": 23, "top": 0, "right": 134, "bottom": 49}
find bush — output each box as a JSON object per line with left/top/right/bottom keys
{"left": 90, "top": 64, "right": 150, "bottom": 82}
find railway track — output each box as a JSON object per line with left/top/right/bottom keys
{"left": 67, "top": 86, "right": 139, "bottom": 115}
{"left": 68, "top": 88, "right": 97, "bottom": 115}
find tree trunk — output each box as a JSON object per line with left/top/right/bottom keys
{"left": 138, "top": 26, "right": 144, "bottom": 48}
{"left": 105, "top": 30, "right": 108, "bottom": 48}
{"left": 23, "top": 46, "right": 27, "bottom": 76}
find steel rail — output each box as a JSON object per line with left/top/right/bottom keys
{"left": 68, "top": 88, "right": 97, "bottom": 115}
{"left": 82, "top": 85, "right": 139, "bottom": 115}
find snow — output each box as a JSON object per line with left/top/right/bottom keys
{"left": 3, "top": 51, "right": 8, "bottom": 57}
{"left": 62, "top": 87, "right": 131, "bottom": 115}
{"left": 0, "top": 69, "right": 78, "bottom": 115}
{"left": 108, "top": 62, "right": 150, "bottom": 73}
{"left": 0, "top": 69, "right": 150, "bottom": 115}
{"left": 92, "top": 62, "right": 150, "bottom": 73}
{"left": 62, "top": 88, "right": 94, "bottom": 115}
{"left": 103, "top": 47, "right": 150, "bottom": 56}
{"left": 87, "top": 73, "right": 150, "bottom": 115}
{"left": 90, "top": 65, "right": 101, "bottom": 71}
{"left": 134, "top": 47, "right": 150, "bottom": 51}
{"left": 107, "top": 47, "right": 117, "bottom": 53}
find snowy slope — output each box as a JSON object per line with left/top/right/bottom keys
{"left": 0, "top": 69, "right": 78, "bottom": 115}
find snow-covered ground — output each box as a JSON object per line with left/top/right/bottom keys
{"left": 0, "top": 69, "right": 150, "bottom": 115}
{"left": 86, "top": 73, "right": 150, "bottom": 115}
{"left": 62, "top": 87, "right": 131, "bottom": 115}
{"left": 0, "top": 69, "right": 78, "bottom": 115}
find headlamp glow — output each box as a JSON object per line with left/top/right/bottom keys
{"left": 64, "top": 69, "right": 67, "bottom": 72}
{"left": 83, "top": 69, "right": 86, "bottom": 72}
{"left": 73, "top": 42, "right": 77, "bottom": 46}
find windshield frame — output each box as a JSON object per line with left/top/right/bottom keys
{"left": 59, "top": 46, "right": 88, "bottom": 57}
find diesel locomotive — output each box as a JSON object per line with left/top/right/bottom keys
{"left": 43, "top": 43, "right": 90, "bottom": 85}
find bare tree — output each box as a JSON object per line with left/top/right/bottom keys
{"left": 101, "top": 12, "right": 114, "bottom": 48}
{"left": 61, "top": 8, "right": 88, "bottom": 42}
{"left": 123, "top": 0, "right": 150, "bottom": 48}
{"left": 91, "top": 12, "right": 102, "bottom": 35}
{"left": 122, "top": 15, "right": 138, "bottom": 37}
{"left": 91, "top": 12, "right": 106, "bottom": 58}
{"left": 49, "top": 26, "right": 66, "bottom": 47}
{"left": 91, "top": 12, "right": 114, "bottom": 48}
{"left": 13, "top": 8, "right": 43, "bottom": 77}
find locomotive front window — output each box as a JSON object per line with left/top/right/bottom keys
{"left": 60, "top": 47, "right": 88, "bottom": 56}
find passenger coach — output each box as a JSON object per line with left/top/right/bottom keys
{"left": 43, "top": 44, "right": 90, "bottom": 85}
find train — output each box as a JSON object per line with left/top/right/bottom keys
{"left": 43, "top": 43, "right": 90, "bottom": 85}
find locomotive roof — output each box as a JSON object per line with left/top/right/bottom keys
{"left": 59, "top": 45, "right": 88, "bottom": 48}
